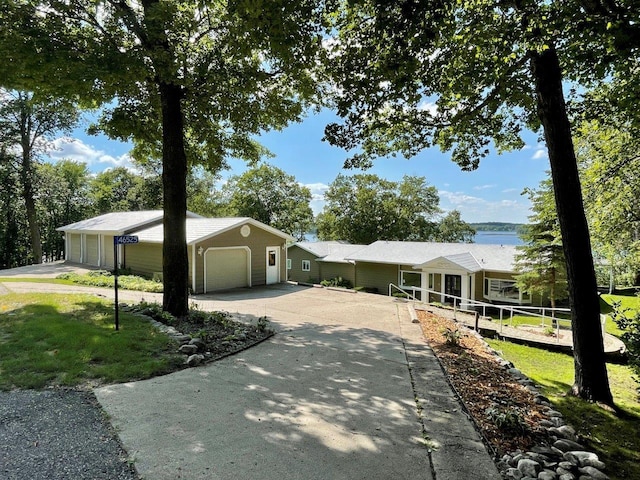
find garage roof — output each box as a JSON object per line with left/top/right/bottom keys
{"left": 132, "top": 217, "right": 294, "bottom": 244}
{"left": 57, "top": 210, "right": 200, "bottom": 235}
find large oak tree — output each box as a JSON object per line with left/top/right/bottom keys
{"left": 1, "top": 0, "right": 331, "bottom": 316}
{"left": 323, "top": 1, "right": 640, "bottom": 403}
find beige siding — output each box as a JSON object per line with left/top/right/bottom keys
{"left": 85, "top": 235, "right": 99, "bottom": 266}
{"left": 103, "top": 236, "right": 115, "bottom": 269}
{"left": 318, "top": 262, "right": 356, "bottom": 286}
{"left": 355, "top": 262, "right": 398, "bottom": 294}
{"left": 69, "top": 234, "right": 81, "bottom": 263}
{"left": 287, "top": 246, "right": 320, "bottom": 283}
{"left": 193, "top": 224, "right": 287, "bottom": 293}
{"left": 123, "top": 243, "right": 163, "bottom": 276}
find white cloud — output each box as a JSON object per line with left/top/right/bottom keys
{"left": 531, "top": 145, "right": 548, "bottom": 160}
{"left": 301, "top": 182, "right": 329, "bottom": 215}
{"left": 48, "top": 137, "right": 133, "bottom": 170}
{"left": 473, "top": 184, "right": 496, "bottom": 191}
{"left": 439, "top": 189, "right": 531, "bottom": 223}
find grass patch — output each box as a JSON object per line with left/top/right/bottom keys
{"left": 486, "top": 339, "right": 640, "bottom": 480}
{"left": 0, "top": 293, "right": 183, "bottom": 390}
{"left": 56, "top": 271, "right": 163, "bottom": 293}
{"left": 601, "top": 293, "right": 640, "bottom": 337}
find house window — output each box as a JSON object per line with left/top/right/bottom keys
{"left": 428, "top": 273, "right": 434, "bottom": 290}
{"left": 287, "top": 259, "right": 292, "bottom": 270}
{"left": 400, "top": 271, "right": 422, "bottom": 289}
{"left": 484, "top": 278, "right": 531, "bottom": 304}
{"left": 302, "top": 260, "right": 311, "bottom": 271}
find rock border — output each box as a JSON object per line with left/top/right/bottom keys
{"left": 121, "top": 306, "right": 275, "bottom": 367}
{"left": 412, "top": 305, "right": 610, "bottom": 480}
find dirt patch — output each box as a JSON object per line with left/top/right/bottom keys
{"left": 417, "top": 309, "right": 549, "bottom": 456}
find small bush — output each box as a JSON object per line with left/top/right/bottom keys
{"left": 320, "top": 276, "right": 353, "bottom": 289}
{"left": 485, "top": 406, "right": 528, "bottom": 434}
{"left": 442, "top": 326, "right": 465, "bottom": 346}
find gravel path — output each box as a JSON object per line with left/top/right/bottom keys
{"left": 0, "top": 389, "right": 138, "bottom": 480}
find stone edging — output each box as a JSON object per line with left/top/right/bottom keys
{"left": 410, "top": 305, "right": 611, "bottom": 480}
{"left": 125, "top": 309, "right": 275, "bottom": 367}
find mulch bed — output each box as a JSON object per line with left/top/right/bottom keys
{"left": 417, "top": 309, "right": 549, "bottom": 456}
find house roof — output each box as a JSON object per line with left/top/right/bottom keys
{"left": 132, "top": 217, "right": 294, "bottom": 245}
{"left": 291, "top": 241, "right": 350, "bottom": 258}
{"left": 316, "top": 244, "right": 368, "bottom": 263}
{"left": 346, "top": 241, "right": 517, "bottom": 272}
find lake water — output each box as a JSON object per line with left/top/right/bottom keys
{"left": 473, "top": 231, "right": 523, "bottom": 246}
{"left": 303, "top": 230, "right": 524, "bottom": 245}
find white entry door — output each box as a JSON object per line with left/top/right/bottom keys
{"left": 266, "top": 247, "right": 279, "bottom": 284}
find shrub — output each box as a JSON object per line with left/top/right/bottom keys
{"left": 320, "top": 276, "right": 353, "bottom": 289}
{"left": 485, "top": 406, "right": 528, "bottom": 434}
{"left": 442, "top": 326, "right": 465, "bottom": 346}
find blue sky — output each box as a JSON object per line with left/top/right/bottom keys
{"left": 48, "top": 109, "right": 550, "bottom": 224}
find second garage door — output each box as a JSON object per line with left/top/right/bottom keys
{"left": 204, "top": 247, "right": 250, "bottom": 292}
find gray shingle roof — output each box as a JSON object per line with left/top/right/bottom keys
{"left": 346, "top": 241, "right": 517, "bottom": 272}
{"left": 317, "top": 244, "right": 368, "bottom": 263}
{"left": 292, "top": 241, "right": 349, "bottom": 257}
{"left": 133, "top": 217, "right": 293, "bottom": 244}
{"left": 57, "top": 211, "right": 167, "bottom": 234}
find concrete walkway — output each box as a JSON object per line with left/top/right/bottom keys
{"left": 0, "top": 264, "right": 500, "bottom": 480}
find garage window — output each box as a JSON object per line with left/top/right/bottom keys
{"left": 302, "top": 260, "right": 311, "bottom": 271}
{"left": 287, "top": 259, "right": 292, "bottom": 270}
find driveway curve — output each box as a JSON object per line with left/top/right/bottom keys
{"left": 0, "top": 265, "right": 500, "bottom": 480}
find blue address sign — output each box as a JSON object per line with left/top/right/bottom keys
{"left": 114, "top": 235, "right": 139, "bottom": 245}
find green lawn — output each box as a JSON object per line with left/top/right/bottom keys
{"left": 601, "top": 293, "right": 640, "bottom": 337}
{"left": 487, "top": 339, "right": 640, "bottom": 480}
{"left": 0, "top": 293, "right": 183, "bottom": 390}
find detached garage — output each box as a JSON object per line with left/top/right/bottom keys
{"left": 58, "top": 212, "right": 293, "bottom": 293}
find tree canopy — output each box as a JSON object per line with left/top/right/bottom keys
{"left": 576, "top": 120, "right": 640, "bottom": 287}
{"left": 219, "top": 164, "right": 313, "bottom": 241}
{"left": 322, "top": 0, "right": 640, "bottom": 403}
{"left": 1, "top": 0, "right": 332, "bottom": 316}
{"left": 316, "top": 173, "right": 473, "bottom": 244}
{"left": 0, "top": 89, "right": 79, "bottom": 263}
{"left": 515, "top": 180, "right": 567, "bottom": 308}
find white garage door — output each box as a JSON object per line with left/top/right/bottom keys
{"left": 205, "top": 248, "right": 250, "bottom": 292}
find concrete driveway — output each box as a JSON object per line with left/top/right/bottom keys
{"left": 0, "top": 266, "right": 499, "bottom": 480}
{"left": 94, "top": 284, "right": 499, "bottom": 480}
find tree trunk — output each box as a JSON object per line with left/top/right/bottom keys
{"left": 531, "top": 47, "right": 613, "bottom": 404}
{"left": 160, "top": 82, "right": 189, "bottom": 318}
{"left": 20, "top": 143, "right": 42, "bottom": 264}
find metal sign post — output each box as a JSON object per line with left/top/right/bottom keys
{"left": 113, "top": 235, "right": 139, "bottom": 331}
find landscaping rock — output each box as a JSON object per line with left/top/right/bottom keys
{"left": 545, "top": 409, "right": 564, "bottom": 418}
{"left": 517, "top": 458, "right": 541, "bottom": 478}
{"left": 565, "top": 452, "right": 604, "bottom": 470}
{"left": 178, "top": 344, "right": 198, "bottom": 354}
{"left": 171, "top": 334, "right": 192, "bottom": 344}
{"left": 538, "top": 470, "right": 556, "bottom": 480}
{"left": 558, "top": 474, "right": 576, "bottom": 480}
{"left": 549, "top": 425, "right": 578, "bottom": 441}
{"left": 578, "top": 466, "right": 609, "bottom": 480}
{"left": 189, "top": 337, "right": 206, "bottom": 351}
{"left": 186, "top": 354, "right": 205, "bottom": 367}
{"left": 554, "top": 439, "right": 586, "bottom": 452}
{"left": 505, "top": 467, "right": 524, "bottom": 480}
